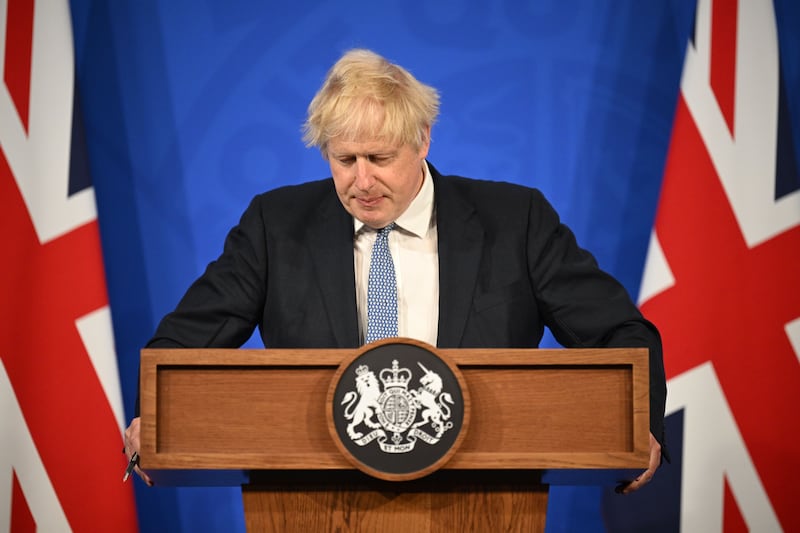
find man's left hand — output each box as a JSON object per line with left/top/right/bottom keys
{"left": 617, "top": 432, "right": 661, "bottom": 494}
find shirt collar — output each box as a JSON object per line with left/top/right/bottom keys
{"left": 353, "top": 161, "right": 434, "bottom": 237}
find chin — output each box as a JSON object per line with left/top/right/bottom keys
{"left": 352, "top": 209, "right": 384, "bottom": 226}
{"left": 362, "top": 217, "right": 390, "bottom": 229}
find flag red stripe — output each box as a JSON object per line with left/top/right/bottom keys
{"left": 11, "top": 471, "right": 36, "bottom": 533}
{"left": 3, "top": 0, "right": 35, "bottom": 132}
{"left": 724, "top": 477, "right": 748, "bottom": 533}
{"left": 710, "top": 0, "right": 738, "bottom": 135}
{"left": 0, "top": 154, "right": 138, "bottom": 530}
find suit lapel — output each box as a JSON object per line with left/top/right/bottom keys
{"left": 432, "top": 168, "right": 484, "bottom": 347}
{"left": 305, "top": 186, "right": 360, "bottom": 348}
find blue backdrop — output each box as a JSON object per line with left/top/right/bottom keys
{"left": 67, "top": 1, "right": 799, "bottom": 531}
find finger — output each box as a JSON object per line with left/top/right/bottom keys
{"left": 615, "top": 433, "right": 662, "bottom": 494}
{"left": 123, "top": 417, "right": 142, "bottom": 458}
{"left": 617, "top": 469, "right": 655, "bottom": 494}
{"left": 135, "top": 466, "right": 154, "bottom": 487}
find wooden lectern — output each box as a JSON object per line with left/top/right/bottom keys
{"left": 139, "top": 347, "right": 649, "bottom": 532}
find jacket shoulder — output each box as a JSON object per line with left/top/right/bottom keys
{"left": 253, "top": 178, "right": 334, "bottom": 205}
{"left": 433, "top": 171, "right": 551, "bottom": 213}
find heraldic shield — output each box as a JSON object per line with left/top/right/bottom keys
{"left": 327, "top": 338, "right": 470, "bottom": 481}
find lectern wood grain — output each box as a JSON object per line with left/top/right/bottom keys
{"left": 242, "top": 471, "right": 549, "bottom": 533}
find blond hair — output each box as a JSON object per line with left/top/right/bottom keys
{"left": 302, "top": 49, "right": 440, "bottom": 156}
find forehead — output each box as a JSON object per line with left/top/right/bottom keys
{"left": 327, "top": 137, "right": 403, "bottom": 156}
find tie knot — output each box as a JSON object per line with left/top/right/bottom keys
{"left": 376, "top": 223, "right": 396, "bottom": 240}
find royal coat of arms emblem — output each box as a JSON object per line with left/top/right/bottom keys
{"left": 341, "top": 359, "right": 456, "bottom": 453}
{"left": 329, "top": 339, "right": 468, "bottom": 480}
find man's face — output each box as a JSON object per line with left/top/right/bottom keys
{"left": 327, "top": 134, "right": 430, "bottom": 229}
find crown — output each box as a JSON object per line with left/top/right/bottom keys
{"left": 379, "top": 359, "right": 412, "bottom": 389}
{"left": 355, "top": 364, "right": 370, "bottom": 376}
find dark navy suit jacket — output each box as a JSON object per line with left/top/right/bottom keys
{"left": 147, "top": 163, "right": 667, "bottom": 443}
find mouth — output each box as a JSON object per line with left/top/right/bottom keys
{"left": 355, "top": 196, "right": 383, "bottom": 208}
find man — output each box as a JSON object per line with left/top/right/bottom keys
{"left": 124, "top": 49, "right": 666, "bottom": 493}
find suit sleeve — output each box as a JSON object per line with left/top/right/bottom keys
{"left": 526, "top": 189, "right": 668, "bottom": 452}
{"left": 146, "top": 195, "right": 269, "bottom": 349}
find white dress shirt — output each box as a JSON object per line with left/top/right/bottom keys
{"left": 354, "top": 162, "right": 439, "bottom": 345}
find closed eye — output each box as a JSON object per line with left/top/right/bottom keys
{"left": 332, "top": 153, "right": 396, "bottom": 166}
{"left": 368, "top": 154, "right": 395, "bottom": 165}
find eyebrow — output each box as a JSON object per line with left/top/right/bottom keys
{"left": 331, "top": 150, "right": 397, "bottom": 159}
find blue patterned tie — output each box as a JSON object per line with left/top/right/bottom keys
{"left": 365, "top": 223, "right": 398, "bottom": 344}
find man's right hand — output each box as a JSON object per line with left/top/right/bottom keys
{"left": 123, "top": 417, "right": 153, "bottom": 486}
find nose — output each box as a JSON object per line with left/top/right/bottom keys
{"left": 353, "top": 158, "right": 375, "bottom": 191}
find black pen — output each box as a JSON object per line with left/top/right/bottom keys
{"left": 123, "top": 452, "right": 139, "bottom": 482}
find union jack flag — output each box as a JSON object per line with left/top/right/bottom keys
{"left": 0, "top": 0, "right": 138, "bottom": 530}
{"left": 605, "top": 0, "right": 799, "bottom": 530}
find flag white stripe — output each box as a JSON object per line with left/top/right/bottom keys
{"left": 785, "top": 317, "right": 800, "bottom": 366}
{"left": 638, "top": 231, "right": 674, "bottom": 305}
{"left": 76, "top": 307, "right": 127, "bottom": 434}
{"left": 0, "top": 361, "right": 71, "bottom": 532}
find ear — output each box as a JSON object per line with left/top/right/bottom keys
{"left": 419, "top": 126, "right": 432, "bottom": 159}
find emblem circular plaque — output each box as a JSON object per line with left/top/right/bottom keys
{"left": 327, "top": 338, "right": 470, "bottom": 481}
